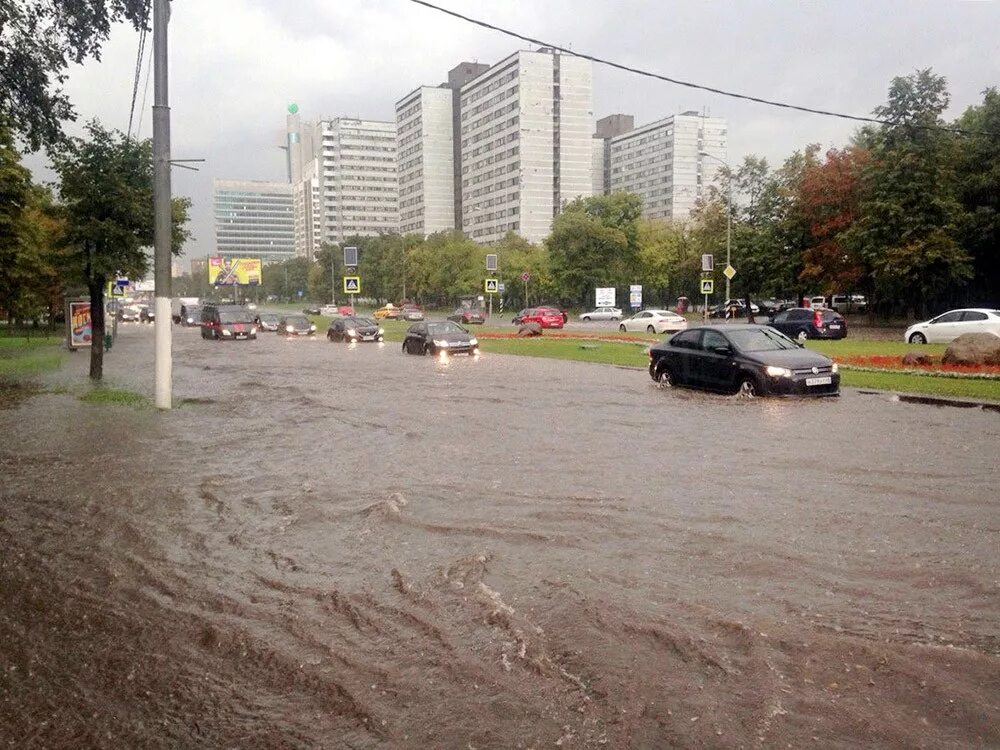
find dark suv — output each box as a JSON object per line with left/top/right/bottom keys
{"left": 200, "top": 304, "right": 257, "bottom": 340}
{"left": 768, "top": 308, "right": 847, "bottom": 341}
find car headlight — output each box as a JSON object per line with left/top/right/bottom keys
{"left": 831, "top": 362, "right": 839, "bottom": 374}
{"left": 251, "top": 327, "right": 257, "bottom": 335}
{"left": 186, "top": 317, "right": 193, "bottom": 324}
{"left": 346, "top": 328, "right": 356, "bottom": 337}
{"left": 309, "top": 324, "right": 316, "bottom": 331}
{"left": 765, "top": 365, "right": 792, "bottom": 377}
{"left": 469, "top": 337, "right": 478, "bottom": 346}
{"left": 378, "top": 327, "right": 384, "bottom": 335}
{"left": 286, "top": 325, "right": 294, "bottom": 332}
{"left": 222, "top": 330, "right": 232, "bottom": 337}
{"left": 434, "top": 339, "right": 449, "bottom": 347}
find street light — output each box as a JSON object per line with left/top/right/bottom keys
{"left": 699, "top": 151, "right": 732, "bottom": 306}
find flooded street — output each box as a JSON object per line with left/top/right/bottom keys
{"left": 2, "top": 324, "right": 998, "bottom": 748}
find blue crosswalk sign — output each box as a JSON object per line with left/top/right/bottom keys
{"left": 343, "top": 276, "right": 360, "bottom": 294}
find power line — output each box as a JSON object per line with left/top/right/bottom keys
{"left": 126, "top": 1, "right": 151, "bottom": 139}
{"left": 135, "top": 39, "right": 154, "bottom": 138}
{"left": 405, "top": 0, "right": 1000, "bottom": 138}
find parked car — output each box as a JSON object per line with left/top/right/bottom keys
{"left": 200, "top": 304, "right": 257, "bottom": 340}
{"left": 327, "top": 316, "right": 384, "bottom": 343}
{"left": 139, "top": 305, "right": 155, "bottom": 323}
{"left": 709, "top": 299, "right": 760, "bottom": 318}
{"left": 449, "top": 307, "right": 486, "bottom": 325}
{"left": 904, "top": 308, "right": 1000, "bottom": 344}
{"left": 619, "top": 309, "right": 688, "bottom": 334}
{"left": 752, "top": 299, "right": 780, "bottom": 315}
{"left": 278, "top": 315, "right": 317, "bottom": 337}
{"left": 829, "top": 294, "right": 867, "bottom": 314}
{"left": 179, "top": 305, "right": 202, "bottom": 326}
{"left": 768, "top": 308, "right": 847, "bottom": 341}
{"left": 808, "top": 296, "right": 828, "bottom": 310}
{"left": 402, "top": 320, "right": 479, "bottom": 356}
{"left": 648, "top": 324, "right": 840, "bottom": 397}
{"left": 117, "top": 305, "right": 141, "bottom": 323}
{"left": 373, "top": 304, "right": 401, "bottom": 320}
{"left": 254, "top": 312, "right": 280, "bottom": 332}
{"left": 579, "top": 306, "right": 623, "bottom": 322}
{"left": 400, "top": 303, "right": 425, "bottom": 321}
{"left": 512, "top": 306, "right": 564, "bottom": 329}
{"left": 302, "top": 306, "right": 321, "bottom": 315}
{"left": 319, "top": 304, "right": 341, "bottom": 317}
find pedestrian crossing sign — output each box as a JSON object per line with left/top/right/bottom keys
{"left": 344, "top": 276, "right": 360, "bottom": 294}
{"left": 485, "top": 278, "right": 499, "bottom": 294}
{"left": 700, "top": 278, "right": 714, "bottom": 294}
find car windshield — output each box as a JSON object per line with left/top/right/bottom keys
{"left": 257, "top": 314, "right": 278, "bottom": 323}
{"left": 219, "top": 310, "right": 253, "bottom": 324}
{"left": 728, "top": 328, "right": 799, "bottom": 352}
{"left": 286, "top": 316, "right": 311, "bottom": 327}
{"left": 345, "top": 317, "right": 376, "bottom": 327}
{"left": 427, "top": 322, "right": 466, "bottom": 335}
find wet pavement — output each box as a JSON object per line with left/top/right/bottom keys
{"left": 1, "top": 324, "right": 998, "bottom": 748}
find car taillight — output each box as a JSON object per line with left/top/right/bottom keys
{"left": 814, "top": 311, "right": 823, "bottom": 329}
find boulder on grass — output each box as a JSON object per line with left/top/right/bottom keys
{"left": 901, "top": 351, "right": 933, "bottom": 366}
{"left": 517, "top": 322, "right": 543, "bottom": 337}
{"left": 942, "top": 332, "right": 1000, "bottom": 366}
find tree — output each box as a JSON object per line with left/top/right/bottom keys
{"left": 955, "top": 87, "right": 1000, "bottom": 305}
{"left": 845, "top": 69, "right": 971, "bottom": 316}
{"left": 53, "top": 121, "right": 190, "bottom": 380}
{"left": 547, "top": 193, "right": 642, "bottom": 305}
{"left": 0, "top": 0, "right": 147, "bottom": 151}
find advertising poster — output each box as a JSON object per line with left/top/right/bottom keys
{"left": 629, "top": 284, "right": 643, "bottom": 309}
{"left": 595, "top": 287, "right": 616, "bottom": 307}
{"left": 208, "top": 257, "right": 263, "bottom": 286}
{"left": 68, "top": 300, "right": 92, "bottom": 348}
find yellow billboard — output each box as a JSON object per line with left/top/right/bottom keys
{"left": 208, "top": 257, "right": 262, "bottom": 286}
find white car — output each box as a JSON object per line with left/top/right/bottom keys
{"left": 619, "top": 309, "right": 688, "bottom": 334}
{"left": 319, "top": 304, "right": 341, "bottom": 317}
{"left": 904, "top": 308, "right": 1000, "bottom": 344}
{"left": 579, "top": 306, "right": 622, "bottom": 321}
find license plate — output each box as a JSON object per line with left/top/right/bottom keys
{"left": 829, "top": 324, "right": 841, "bottom": 330}
{"left": 362, "top": 335, "right": 375, "bottom": 341}
{"left": 806, "top": 376, "right": 832, "bottom": 386}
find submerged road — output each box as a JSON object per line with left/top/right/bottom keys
{"left": 1, "top": 324, "right": 997, "bottom": 748}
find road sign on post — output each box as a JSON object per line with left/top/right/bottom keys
{"left": 486, "top": 254, "right": 498, "bottom": 272}
{"left": 596, "top": 287, "right": 616, "bottom": 307}
{"left": 700, "top": 279, "right": 714, "bottom": 295}
{"left": 344, "top": 246, "right": 358, "bottom": 268}
{"left": 702, "top": 254, "right": 714, "bottom": 272}
{"left": 344, "top": 276, "right": 360, "bottom": 294}
{"left": 629, "top": 284, "right": 642, "bottom": 310}
{"left": 723, "top": 264, "right": 737, "bottom": 281}
{"left": 485, "top": 278, "right": 498, "bottom": 294}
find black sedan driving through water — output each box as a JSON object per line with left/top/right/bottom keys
{"left": 403, "top": 320, "right": 479, "bottom": 357}
{"left": 648, "top": 324, "right": 839, "bottom": 397}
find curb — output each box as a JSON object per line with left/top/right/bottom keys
{"left": 855, "top": 389, "right": 1000, "bottom": 413}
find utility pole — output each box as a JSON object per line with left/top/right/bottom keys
{"left": 330, "top": 251, "right": 336, "bottom": 305}
{"left": 152, "top": 0, "right": 172, "bottom": 410}
{"left": 699, "top": 150, "right": 732, "bottom": 304}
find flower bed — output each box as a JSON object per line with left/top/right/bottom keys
{"left": 836, "top": 355, "right": 1000, "bottom": 379}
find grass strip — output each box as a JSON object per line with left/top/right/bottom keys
{"left": 79, "top": 388, "right": 149, "bottom": 408}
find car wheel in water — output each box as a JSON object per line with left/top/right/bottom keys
{"left": 797, "top": 330, "right": 808, "bottom": 342}
{"left": 619, "top": 324, "right": 626, "bottom": 333}
{"left": 909, "top": 332, "right": 927, "bottom": 345}
{"left": 738, "top": 377, "right": 759, "bottom": 398}
{"left": 656, "top": 366, "right": 675, "bottom": 388}
{"left": 582, "top": 316, "right": 590, "bottom": 322}
{"left": 646, "top": 325, "right": 655, "bottom": 333}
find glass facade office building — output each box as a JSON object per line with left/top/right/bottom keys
{"left": 214, "top": 179, "right": 295, "bottom": 264}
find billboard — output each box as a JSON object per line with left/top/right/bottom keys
{"left": 67, "top": 299, "right": 92, "bottom": 349}
{"left": 595, "top": 287, "right": 616, "bottom": 307}
{"left": 208, "top": 257, "right": 262, "bottom": 286}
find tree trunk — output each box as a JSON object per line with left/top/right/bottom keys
{"left": 88, "top": 279, "right": 105, "bottom": 381}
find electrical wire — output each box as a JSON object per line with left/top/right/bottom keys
{"left": 405, "top": 0, "right": 999, "bottom": 138}
{"left": 135, "top": 39, "right": 154, "bottom": 138}
{"left": 126, "top": 1, "right": 151, "bottom": 139}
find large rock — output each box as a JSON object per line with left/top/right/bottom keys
{"left": 901, "top": 351, "right": 933, "bottom": 366}
{"left": 517, "top": 322, "right": 543, "bottom": 337}
{"left": 942, "top": 332, "right": 1000, "bottom": 366}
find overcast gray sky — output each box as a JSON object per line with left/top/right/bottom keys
{"left": 27, "top": 0, "right": 1000, "bottom": 267}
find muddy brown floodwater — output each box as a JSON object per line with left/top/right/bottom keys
{"left": 1, "top": 324, "right": 998, "bottom": 748}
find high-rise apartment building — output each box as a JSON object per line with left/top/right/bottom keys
{"left": 213, "top": 179, "right": 295, "bottom": 263}
{"left": 292, "top": 158, "right": 322, "bottom": 259}
{"left": 592, "top": 114, "right": 635, "bottom": 195}
{"left": 396, "top": 86, "right": 455, "bottom": 235}
{"left": 459, "top": 49, "right": 594, "bottom": 243}
{"left": 608, "top": 111, "right": 727, "bottom": 221}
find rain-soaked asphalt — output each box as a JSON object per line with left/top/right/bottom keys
{"left": 1, "top": 323, "right": 998, "bottom": 748}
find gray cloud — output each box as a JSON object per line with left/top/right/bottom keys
{"left": 27, "top": 0, "right": 1000, "bottom": 266}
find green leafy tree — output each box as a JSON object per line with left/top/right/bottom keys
{"left": 0, "top": 0, "right": 147, "bottom": 150}
{"left": 493, "top": 232, "right": 553, "bottom": 309}
{"left": 845, "top": 69, "right": 971, "bottom": 316}
{"left": 53, "top": 121, "right": 190, "bottom": 380}
{"left": 954, "top": 87, "right": 1000, "bottom": 304}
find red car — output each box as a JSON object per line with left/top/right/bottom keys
{"left": 513, "top": 306, "right": 565, "bottom": 329}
